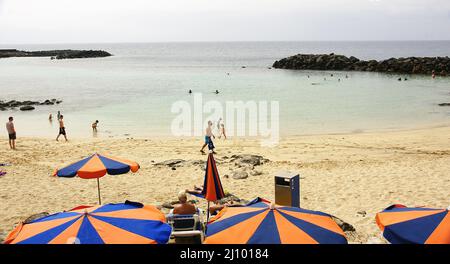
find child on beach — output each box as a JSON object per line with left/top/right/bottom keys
{"left": 200, "top": 121, "right": 216, "bottom": 154}
{"left": 6, "top": 117, "right": 16, "bottom": 150}
{"left": 92, "top": 120, "right": 99, "bottom": 132}
{"left": 56, "top": 115, "right": 68, "bottom": 142}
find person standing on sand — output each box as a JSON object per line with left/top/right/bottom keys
{"left": 92, "top": 120, "right": 99, "bottom": 132}
{"left": 218, "top": 123, "right": 227, "bottom": 140}
{"left": 200, "top": 121, "right": 216, "bottom": 154}
{"left": 216, "top": 118, "right": 222, "bottom": 133}
{"left": 6, "top": 117, "right": 16, "bottom": 150}
{"left": 49, "top": 113, "right": 53, "bottom": 122}
{"left": 56, "top": 115, "right": 68, "bottom": 142}
{"left": 217, "top": 118, "right": 227, "bottom": 139}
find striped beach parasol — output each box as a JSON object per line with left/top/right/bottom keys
{"left": 4, "top": 201, "right": 171, "bottom": 244}
{"left": 376, "top": 204, "right": 450, "bottom": 244}
{"left": 204, "top": 198, "right": 348, "bottom": 244}
{"left": 201, "top": 153, "right": 225, "bottom": 220}
{"left": 53, "top": 153, "right": 140, "bottom": 204}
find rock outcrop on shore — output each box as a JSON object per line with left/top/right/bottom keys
{"left": 0, "top": 49, "right": 112, "bottom": 60}
{"left": 273, "top": 53, "right": 450, "bottom": 75}
{"left": 0, "top": 99, "right": 62, "bottom": 111}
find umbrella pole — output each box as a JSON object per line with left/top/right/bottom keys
{"left": 207, "top": 201, "right": 210, "bottom": 222}
{"left": 97, "top": 178, "right": 102, "bottom": 205}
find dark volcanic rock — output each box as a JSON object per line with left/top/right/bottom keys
{"left": 40, "top": 100, "right": 55, "bottom": 105}
{"left": 0, "top": 99, "right": 63, "bottom": 111}
{"left": 232, "top": 170, "right": 249, "bottom": 180}
{"left": 273, "top": 53, "right": 450, "bottom": 75}
{"left": 438, "top": 103, "right": 450, "bottom": 106}
{"left": 230, "top": 154, "right": 269, "bottom": 167}
{"left": 20, "top": 105, "right": 35, "bottom": 111}
{"left": 0, "top": 49, "right": 112, "bottom": 59}
{"left": 55, "top": 50, "right": 112, "bottom": 60}
{"left": 331, "top": 216, "right": 356, "bottom": 232}
{"left": 154, "top": 159, "right": 186, "bottom": 167}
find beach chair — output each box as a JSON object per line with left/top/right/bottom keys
{"left": 167, "top": 208, "right": 204, "bottom": 244}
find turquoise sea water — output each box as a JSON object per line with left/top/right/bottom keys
{"left": 0, "top": 42, "right": 449, "bottom": 138}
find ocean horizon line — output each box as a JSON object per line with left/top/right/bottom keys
{"left": 2, "top": 39, "right": 450, "bottom": 47}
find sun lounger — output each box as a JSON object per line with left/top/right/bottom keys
{"left": 167, "top": 208, "right": 204, "bottom": 244}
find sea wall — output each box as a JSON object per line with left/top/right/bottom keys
{"left": 273, "top": 53, "right": 450, "bottom": 76}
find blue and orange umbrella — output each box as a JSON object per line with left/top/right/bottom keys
{"left": 376, "top": 204, "right": 450, "bottom": 244}
{"left": 53, "top": 153, "right": 140, "bottom": 204}
{"left": 4, "top": 201, "right": 171, "bottom": 244}
{"left": 204, "top": 198, "right": 348, "bottom": 244}
{"left": 201, "top": 153, "right": 225, "bottom": 220}
{"left": 202, "top": 153, "right": 225, "bottom": 202}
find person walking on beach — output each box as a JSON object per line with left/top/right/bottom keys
{"left": 200, "top": 121, "right": 216, "bottom": 154}
{"left": 218, "top": 123, "right": 227, "bottom": 140}
{"left": 92, "top": 120, "right": 99, "bottom": 132}
{"left": 6, "top": 117, "right": 16, "bottom": 150}
{"left": 217, "top": 118, "right": 227, "bottom": 139}
{"left": 56, "top": 115, "right": 68, "bottom": 142}
{"left": 49, "top": 113, "right": 53, "bottom": 122}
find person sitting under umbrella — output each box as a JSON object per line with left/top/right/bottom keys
{"left": 173, "top": 191, "right": 197, "bottom": 215}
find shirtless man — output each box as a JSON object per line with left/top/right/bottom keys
{"left": 173, "top": 191, "right": 197, "bottom": 215}
{"left": 200, "top": 121, "right": 215, "bottom": 154}
{"left": 6, "top": 117, "right": 16, "bottom": 150}
{"left": 56, "top": 115, "right": 68, "bottom": 142}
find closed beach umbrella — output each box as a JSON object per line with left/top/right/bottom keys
{"left": 201, "top": 153, "right": 225, "bottom": 220}
{"left": 201, "top": 153, "right": 225, "bottom": 201}
{"left": 204, "top": 198, "right": 348, "bottom": 244}
{"left": 376, "top": 204, "right": 450, "bottom": 244}
{"left": 53, "top": 153, "right": 140, "bottom": 204}
{"left": 4, "top": 201, "right": 171, "bottom": 244}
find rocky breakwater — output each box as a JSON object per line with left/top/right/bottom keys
{"left": 0, "top": 49, "right": 112, "bottom": 60}
{"left": 0, "top": 99, "right": 62, "bottom": 111}
{"left": 273, "top": 53, "right": 450, "bottom": 76}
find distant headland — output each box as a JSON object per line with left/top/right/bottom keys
{"left": 0, "top": 49, "right": 112, "bottom": 60}
{"left": 273, "top": 53, "right": 450, "bottom": 76}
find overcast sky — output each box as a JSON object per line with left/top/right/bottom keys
{"left": 0, "top": 0, "right": 449, "bottom": 44}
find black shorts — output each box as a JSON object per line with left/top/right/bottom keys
{"left": 9, "top": 133, "right": 16, "bottom": 140}
{"left": 59, "top": 127, "right": 66, "bottom": 135}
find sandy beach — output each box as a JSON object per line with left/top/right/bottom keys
{"left": 1, "top": 126, "right": 450, "bottom": 243}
